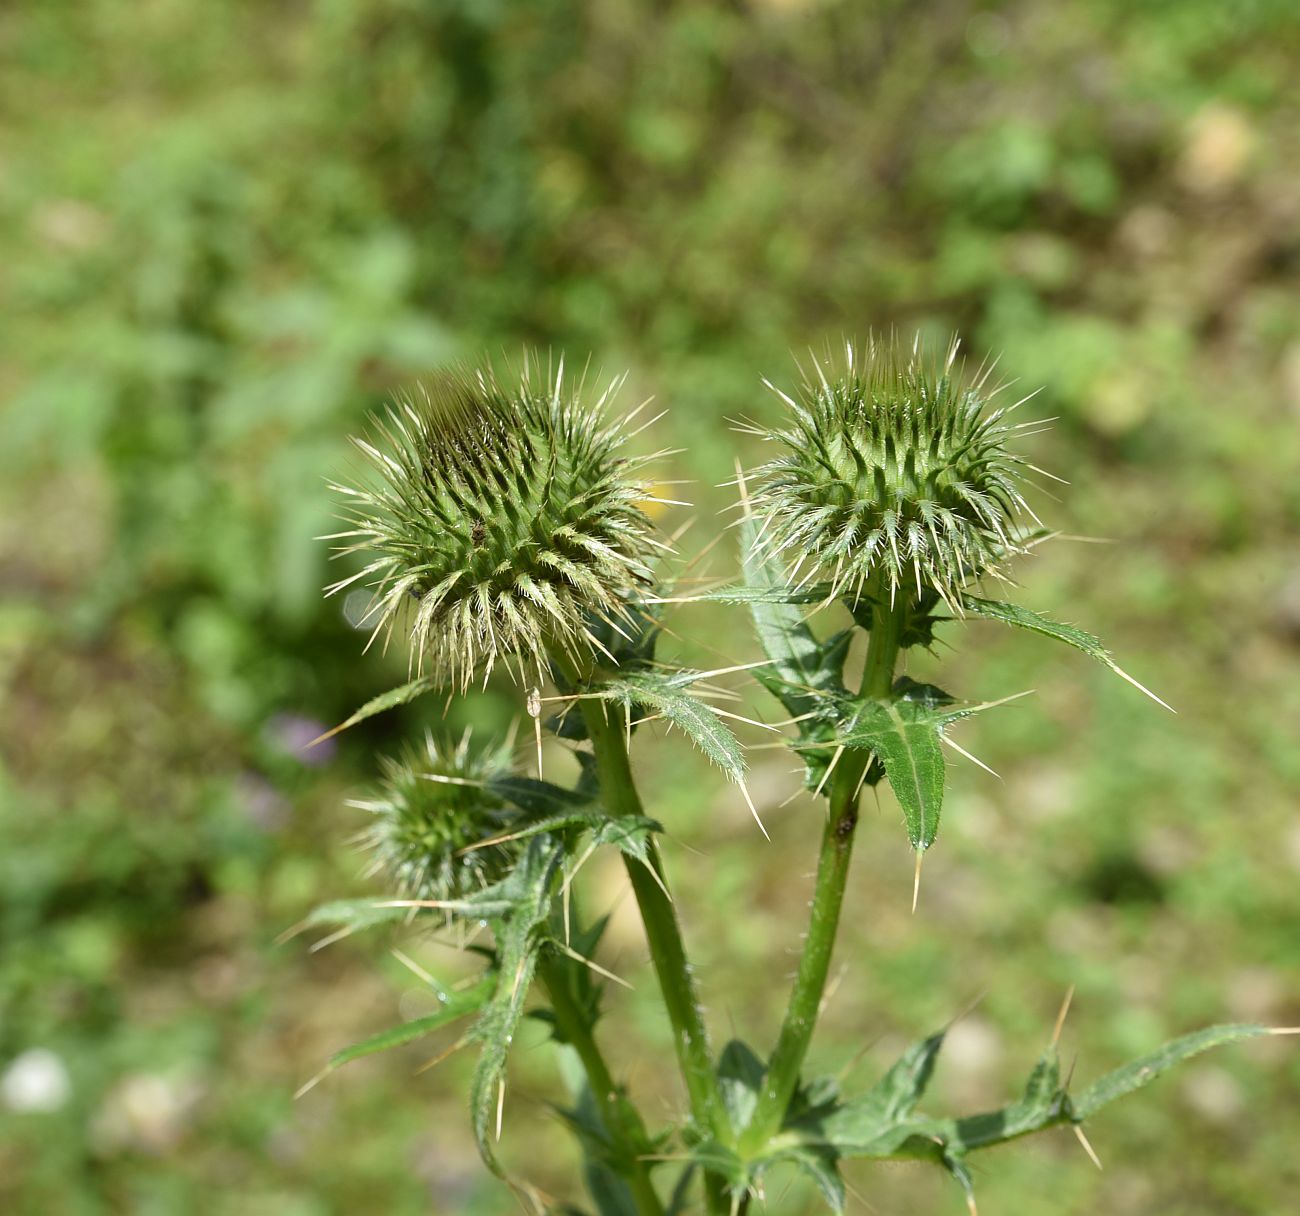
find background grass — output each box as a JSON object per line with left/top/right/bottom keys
{"left": 2, "top": 1, "right": 1298, "bottom": 1213}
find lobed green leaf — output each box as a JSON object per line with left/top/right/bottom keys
{"left": 765, "top": 1146, "right": 845, "bottom": 1213}
{"left": 780, "top": 1020, "right": 1289, "bottom": 1212}
{"left": 554, "top": 1047, "right": 648, "bottom": 1216}
{"left": 1073, "top": 1023, "right": 1274, "bottom": 1119}
{"left": 834, "top": 699, "right": 947, "bottom": 852}
{"left": 595, "top": 671, "right": 747, "bottom": 785}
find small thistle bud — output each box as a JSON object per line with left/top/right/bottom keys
{"left": 329, "top": 356, "right": 659, "bottom": 688}
{"left": 352, "top": 733, "right": 516, "bottom": 904}
{"left": 749, "top": 335, "right": 1038, "bottom": 606}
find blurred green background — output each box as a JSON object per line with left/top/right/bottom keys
{"left": 2, "top": 1, "right": 1299, "bottom": 1213}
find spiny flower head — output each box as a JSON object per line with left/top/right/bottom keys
{"left": 747, "top": 335, "right": 1041, "bottom": 606}
{"left": 328, "top": 356, "right": 662, "bottom": 688}
{"left": 352, "top": 732, "right": 517, "bottom": 904}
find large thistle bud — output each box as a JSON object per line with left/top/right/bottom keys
{"left": 352, "top": 733, "right": 517, "bottom": 903}
{"left": 328, "top": 357, "right": 660, "bottom": 688}
{"left": 748, "top": 335, "right": 1038, "bottom": 607}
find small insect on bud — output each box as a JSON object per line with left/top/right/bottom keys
{"left": 748, "top": 334, "right": 1041, "bottom": 608}
{"left": 327, "top": 355, "right": 661, "bottom": 688}
{"left": 350, "top": 733, "right": 517, "bottom": 905}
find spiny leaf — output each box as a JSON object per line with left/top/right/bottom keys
{"left": 808, "top": 1030, "right": 946, "bottom": 1153}
{"left": 282, "top": 898, "right": 410, "bottom": 942}
{"left": 738, "top": 498, "right": 852, "bottom": 792}
{"left": 537, "top": 918, "right": 611, "bottom": 1040}
{"left": 655, "top": 583, "right": 835, "bottom": 606}
{"left": 587, "top": 815, "right": 662, "bottom": 869}
{"left": 765, "top": 1146, "right": 845, "bottom": 1213}
{"left": 868, "top": 1030, "right": 948, "bottom": 1123}
{"left": 666, "top": 1165, "right": 698, "bottom": 1216}
{"left": 486, "top": 773, "right": 593, "bottom": 817}
{"left": 464, "top": 809, "right": 661, "bottom": 862}
{"left": 468, "top": 837, "right": 566, "bottom": 1174}
{"left": 1073, "top": 1023, "right": 1274, "bottom": 1119}
{"left": 595, "top": 672, "right": 746, "bottom": 785}
{"left": 740, "top": 504, "right": 851, "bottom": 718}
{"left": 941, "top": 1046, "right": 1070, "bottom": 1153}
{"left": 307, "top": 974, "right": 495, "bottom": 1088}
{"left": 792, "top": 1022, "right": 1291, "bottom": 1183}
{"left": 834, "top": 699, "right": 947, "bottom": 852}
{"left": 961, "top": 595, "right": 1172, "bottom": 710}
{"left": 310, "top": 675, "right": 438, "bottom": 745}
{"left": 681, "top": 1139, "right": 748, "bottom": 1191}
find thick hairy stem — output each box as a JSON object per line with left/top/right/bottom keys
{"left": 572, "top": 695, "right": 729, "bottom": 1142}
{"left": 741, "top": 598, "right": 903, "bottom": 1153}
{"left": 539, "top": 955, "right": 666, "bottom": 1216}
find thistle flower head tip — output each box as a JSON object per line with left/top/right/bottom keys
{"left": 749, "top": 333, "right": 1041, "bottom": 603}
{"left": 357, "top": 733, "right": 516, "bottom": 905}
{"left": 329, "top": 355, "right": 661, "bottom": 688}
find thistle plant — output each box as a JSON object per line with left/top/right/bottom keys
{"left": 295, "top": 340, "right": 1294, "bottom": 1216}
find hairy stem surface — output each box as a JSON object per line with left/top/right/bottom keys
{"left": 539, "top": 955, "right": 666, "bottom": 1216}
{"left": 572, "top": 695, "right": 728, "bottom": 1145}
{"left": 742, "top": 597, "right": 903, "bottom": 1152}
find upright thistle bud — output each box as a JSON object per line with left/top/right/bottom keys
{"left": 352, "top": 733, "right": 516, "bottom": 904}
{"left": 329, "top": 357, "right": 659, "bottom": 688}
{"left": 749, "top": 335, "right": 1038, "bottom": 607}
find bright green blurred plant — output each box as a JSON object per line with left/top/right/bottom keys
{"left": 301, "top": 338, "right": 1294, "bottom": 1215}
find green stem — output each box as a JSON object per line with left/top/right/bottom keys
{"left": 574, "top": 695, "right": 727, "bottom": 1140}
{"left": 539, "top": 955, "right": 666, "bottom": 1216}
{"left": 741, "top": 595, "right": 903, "bottom": 1153}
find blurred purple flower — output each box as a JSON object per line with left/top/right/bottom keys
{"left": 234, "top": 772, "right": 289, "bottom": 832}
{"left": 265, "top": 713, "right": 336, "bottom": 766}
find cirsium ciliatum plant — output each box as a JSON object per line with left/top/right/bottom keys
{"left": 294, "top": 341, "right": 1295, "bottom": 1215}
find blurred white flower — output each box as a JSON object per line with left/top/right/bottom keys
{"left": 1, "top": 1048, "right": 72, "bottom": 1113}
{"left": 91, "top": 1072, "right": 203, "bottom": 1155}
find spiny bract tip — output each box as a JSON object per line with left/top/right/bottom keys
{"left": 329, "top": 356, "right": 660, "bottom": 688}
{"left": 748, "top": 334, "right": 1040, "bottom": 604}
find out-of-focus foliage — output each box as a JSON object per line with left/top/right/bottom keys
{"left": 1, "top": 1, "right": 1298, "bottom": 1213}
